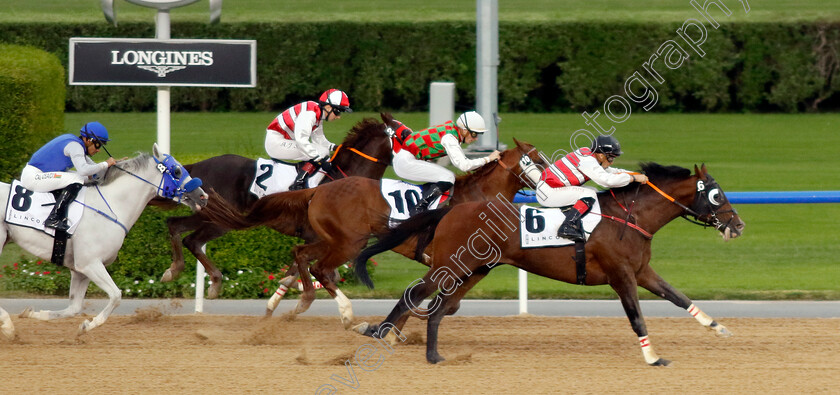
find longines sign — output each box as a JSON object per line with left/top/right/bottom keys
{"left": 69, "top": 38, "right": 256, "bottom": 87}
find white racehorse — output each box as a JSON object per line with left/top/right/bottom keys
{"left": 0, "top": 144, "right": 207, "bottom": 338}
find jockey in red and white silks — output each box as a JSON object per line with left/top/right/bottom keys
{"left": 536, "top": 135, "right": 648, "bottom": 241}
{"left": 264, "top": 89, "right": 352, "bottom": 190}
{"left": 391, "top": 111, "right": 501, "bottom": 214}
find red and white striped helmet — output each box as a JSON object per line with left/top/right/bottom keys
{"left": 318, "top": 89, "right": 352, "bottom": 113}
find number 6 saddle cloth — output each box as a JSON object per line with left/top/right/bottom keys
{"left": 519, "top": 201, "right": 603, "bottom": 248}
{"left": 5, "top": 180, "right": 87, "bottom": 236}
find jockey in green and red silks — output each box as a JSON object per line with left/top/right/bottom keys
{"left": 391, "top": 111, "right": 501, "bottom": 215}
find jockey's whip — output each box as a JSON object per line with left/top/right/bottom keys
{"left": 493, "top": 112, "right": 501, "bottom": 152}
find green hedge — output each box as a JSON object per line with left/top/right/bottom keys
{"left": 0, "top": 21, "right": 838, "bottom": 114}
{"left": 0, "top": 44, "right": 65, "bottom": 183}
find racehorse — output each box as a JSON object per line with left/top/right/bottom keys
{"left": 155, "top": 114, "right": 396, "bottom": 298}
{"left": 200, "top": 138, "right": 547, "bottom": 328}
{"left": 1, "top": 145, "right": 207, "bottom": 335}
{"left": 353, "top": 163, "right": 745, "bottom": 366}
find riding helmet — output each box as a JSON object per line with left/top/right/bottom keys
{"left": 318, "top": 89, "right": 353, "bottom": 113}
{"left": 80, "top": 121, "right": 110, "bottom": 143}
{"left": 456, "top": 111, "right": 488, "bottom": 134}
{"left": 591, "top": 135, "right": 623, "bottom": 156}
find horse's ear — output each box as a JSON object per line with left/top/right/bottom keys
{"left": 694, "top": 164, "right": 703, "bottom": 177}
{"left": 153, "top": 143, "right": 161, "bottom": 159}
{"left": 700, "top": 163, "right": 708, "bottom": 174}
{"left": 380, "top": 112, "right": 393, "bottom": 123}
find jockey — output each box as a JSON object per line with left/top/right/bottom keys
{"left": 392, "top": 111, "right": 501, "bottom": 215}
{"left": 536, "top": 135, "right": 648, "bottom": 242}
{"left": 20, "top": 122, "right": 118, "bottom": 231}
{"left": 264, "top": 89, "right": 352, "bottom": 191}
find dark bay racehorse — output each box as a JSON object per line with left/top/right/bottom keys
{"left": 200, "top": 139, "right": 547, "bottom": 327}
{"left": 153, "top": 114, "right": 397, "bottom": 298}
{"left": 353, "top": 163, "right": 745, "bottom": 366}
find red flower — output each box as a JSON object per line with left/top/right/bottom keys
{"left": 56, "top": 271, "right": 61, "bottom": 274}
{"left": 44, "top": 271, "right": 51, "bottom": 275}
{"left": 36, "top": 260, "right": 42, "bottom": 265}
{"left": 268, "top": 275, "right": 275, "bottom": 280}
{"left": 263, "top": 288, "right": 269, "bottom": 293}
{"left": 13, "top": 262, "right": 18, "bottom": 266}
{"left": 0, "top": 275, "right": 3, "bottom": 278}
{"left": 35, "top": 271, "right": 41, "bottom": 275}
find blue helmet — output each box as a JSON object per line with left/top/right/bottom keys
{"left": 80, "top": 122, "right": 110, "bottom": 144}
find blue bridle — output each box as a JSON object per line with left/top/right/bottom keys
{"left": 152, "top": 154, "right": 203, "bottom": 201}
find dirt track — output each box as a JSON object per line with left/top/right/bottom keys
{"left": 1, "top": 308, "right": 838, "bottom": 394}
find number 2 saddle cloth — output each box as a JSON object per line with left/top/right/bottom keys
{"left": 5, "top": 180, "right": 87, "bottom": 236}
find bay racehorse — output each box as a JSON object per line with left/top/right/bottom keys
{"left": 353, "top": 163, "right": 744, "bottom": 366}
{"left": 200, "top": 139, "right": 547, "bottom": 328}
{"left": 1, "top": 145, "right": 207, "bottom": 336}
{"left": 155, "top": 114, "right": 396, "bottom": 298}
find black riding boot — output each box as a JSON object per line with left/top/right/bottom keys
{"left": 411, "top": 181, "right": 453, "bottom": 216}
{"left": 289, "top": 160, "right": 320, "bottom": 191}
{"left": 556, "top": 198, "right": 594, "bottom": 242}
{"left": 44, "top": 183, "right": 83, "bottom": 232}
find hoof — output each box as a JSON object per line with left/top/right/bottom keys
{"left": 352, "top": 322, "right": 372, "bottom": 336}
{"left": 18, "top": 307, "right": 33, "bottom": 319}
{"left": 294, "top": 299, "right": 313, "bottom": 314}
{"left": 426, "top": 353, "right": 445, "bottom": 364}
{"left": 649, "top": 358, "right": 671, "bottom": 367}
{"left": 77, "top": 319, "right": 91, "bottom": 335}
{"left": 711, "top": 322, "right": 733, "bottom": 338}
{"left": 208, "top": 282, "right": 221, "bottom": 299}
{"left": 264, "top": 308, "right": 275, "bottom": 317}
{"left": 341, "top": 314, "right": 354, "bottom": 330}
{"left": 160, "top": 269, "right": 175, "bottom": 283}
{"left": 1, "top": 325, "right": 15, "bottom": 341}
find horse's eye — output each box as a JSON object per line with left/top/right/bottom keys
{"left": 173, "top": 167, "right": 183, "bottom": 178}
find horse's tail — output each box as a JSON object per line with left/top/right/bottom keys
{"left": 203, "top": 189, "right": 313, "bottom": 230}
{"left": 354, "top": 206, "right": 454, "bottom": 289}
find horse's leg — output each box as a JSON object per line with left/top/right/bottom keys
{"left": 424, "top": 268, "right": 490, "bottom": 363}
{"left": 265, "top": 264, "right": 300, "bottom": 316}
{"left": 637, "top": 265, "right": 732, "bottom": 337}
{"left": 0, "top": 307, "right": 15, "bottom": 340}
{"left": 75, "top": 261, "right": 121, "bottom": 334}
{"left": 21, "top": 270, "right": 91, "bottom": 321}
{"left": 182, "top": 223, "right": 228, "bottom": 299}
{"left": 309, "top": 240, "right": 368, "bottom": 329}
{"left": 161, "top": 215, "right": 202, "bottom": 283}
{"left": 608, "top": 272, "right": 670, "bottom": 366}
{"left": 354, "top": 270, "right": 439, "bottom": 340}
{"left": 293, "top": 250, "right": 317, "bottom": 315}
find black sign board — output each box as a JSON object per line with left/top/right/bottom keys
{"left": 69, "top": 38, "right": 256, "bottom": 87}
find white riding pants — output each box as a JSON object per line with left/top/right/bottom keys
{"left": 392, "top": 149, "right": 455, "bottom": 184}
{"left": 264, "top": 131, "right": 329, "bottom": 161}
{"left": 535, "top": 180, "right": 597, "bottom": 207}
{"left": 20, "top": 164, "right": 84, "bottom": 193}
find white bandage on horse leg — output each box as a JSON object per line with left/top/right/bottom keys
{"left": 639, "top": 336, "right": 661, "bottom": 365}
{"left": 687, "top": 303, "right": 714, "bottom": 326}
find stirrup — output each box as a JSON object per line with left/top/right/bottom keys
{"left": 44, "top": 216, "right": 70, "bottom": 232}
{"left": 557, "top": 223, "right": 585, "bottom": 242}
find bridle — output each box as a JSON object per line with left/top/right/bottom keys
{"left": 646, "top": 175, "right": 736, "bottom": 232}
{"left": 322, "top": 122, "right": 393, "bottom": 180}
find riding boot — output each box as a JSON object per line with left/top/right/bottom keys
{"left": 44, "top": 183, "right": 83, "bottom": 232}
{"left": 411, "top": 181, "right": 453, "bottom": 216}
{"left": 289, "top": 160, "right": 319, "bottom": 191}
{"left": 557, "top": 198, "right": 594, "bottom": 242}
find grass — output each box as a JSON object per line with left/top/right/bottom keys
{"left": 1, "top": 111, "right": 831, "bottom": 300}
{"left": 2, "top": 0, "right": 839, "bottom": 23}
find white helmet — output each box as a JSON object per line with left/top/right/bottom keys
{"left": 456, "top": 111, "right": 488, "bottom": 134}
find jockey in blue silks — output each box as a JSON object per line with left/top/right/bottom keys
{"left": 20, "top": 122, "right": 119, "bottom": 231}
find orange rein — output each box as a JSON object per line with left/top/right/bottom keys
{"left": 329, "top": 144, "right": 381, "bottom": 163}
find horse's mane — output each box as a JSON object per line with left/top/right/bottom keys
{"left": 340, "top": 117, "right": 383, "bottom": 148}
{"left": 100, "top": 153, "right": 151, "bottom": 186}
{"left": 454, "top": 156, "right": 499, "bottom": 187}
{"left": 610, "top": 162, "right": 691, "bottom": 194}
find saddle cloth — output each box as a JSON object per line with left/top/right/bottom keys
{"left": 248, "top": 158, "right": 317, "bottom": 198}
{"left": 519, "top": 200, "right": 602, "bottom": 248}
{"left": 5, "top": 180, "right": 87, "bottom": 236}
{"left": 380, "top": 179, "right": 448, "bottom": 227}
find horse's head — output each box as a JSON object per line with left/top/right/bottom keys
{"left": 152, "top": 143, "right": 209, "bottom": 212}
{"left": 501, "top": 138, "right": 549, "bottom": 188}
{"left": 329, "top": 115, "right": 395, "bottom": 180}
{"left": 690, "top": 164, "right": 745, "bottom": 241}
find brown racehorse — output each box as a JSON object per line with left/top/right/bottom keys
{"left": 200, "top": 138, "right": 547, "bottom": 327}
{"left": 353, "top": 163, "right": 745, "bottom": 366}
{"left": 154, "top": 114, "right": 397, "bottom": 298}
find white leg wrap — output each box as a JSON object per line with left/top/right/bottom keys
{"left": 266, "top": 284, "right": 289, "bottom": 312}
{"left": 639, "top": 336, "right": 661, "bottom": 365}
{"left": 0, "top": 308, "right": 15, "bottom": 340}
{"left": 334, "top": 289, "right": 354, "bottom": 329}
{"left": 687, "top": 304, "right": 714, "bottom": 326}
